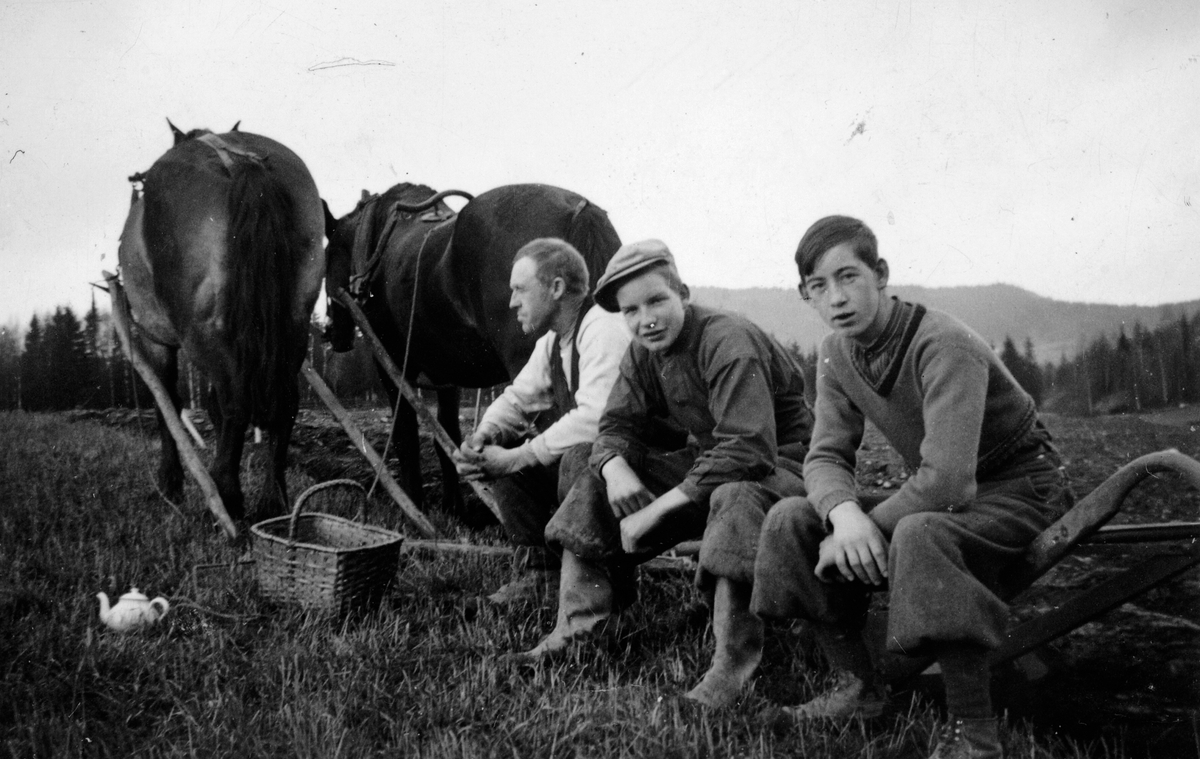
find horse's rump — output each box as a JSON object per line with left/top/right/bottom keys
{"left": 136, "top": 132, "right": 323, "bottom": 428}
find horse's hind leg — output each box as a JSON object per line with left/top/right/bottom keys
{"left": 435, "top": 386, "right": 467, "bottom": 518}
{"left": 140, "top": 339, "right": 184, "bottom": 504}
{"left": 257, "top": 378, "right": 298, "bottom": 519}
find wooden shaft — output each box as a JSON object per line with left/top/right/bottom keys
{"left": 301, "top": 361, "right": 439, "bottom": 538}
{"left": 334, "top": 289, "right": 505, "bottom": 522}
{"left": 102, "top": 271, "right": 239, "bottom": 541}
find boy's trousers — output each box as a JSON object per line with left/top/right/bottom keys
{"left": 752, "top": 454, "right": 1072, "bottom": 655}
{"left": 545, "top": 445, "right": 806, "bottom": 590}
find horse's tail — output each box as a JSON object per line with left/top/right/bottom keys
{"left": 225, "top": 158, "right": 301, "bottom": 428}
{"left": 564, "top": 198, "right": 623, "bottom": 290}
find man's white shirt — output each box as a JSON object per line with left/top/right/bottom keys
{"left": 476, "top": 304, "right": 631, "bottom": 466}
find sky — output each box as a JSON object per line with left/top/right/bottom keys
{"left": 2, "top": 0, "right": 1199, "bottom": 330}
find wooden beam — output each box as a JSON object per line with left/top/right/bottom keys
{"left": 334, "top": 289, "right": 505, "bottom": 523}
{"left": 102, "top": 271, "right": 239, "bottom": 541}
{"left": 401, "top": 539, "right": 697, "bottom": 571}
{"left": 301, "top": 361, "right": 439, "bottom": 539}
{"left": 1001, "top": 449, "right": 1200, "bottom": 593}
{"left": 993, "top": 547, "right": 1200, "bottom": 665}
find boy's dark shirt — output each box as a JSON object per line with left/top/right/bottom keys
{"left": 591, "top": 304, "right": 813, "bottom": 505}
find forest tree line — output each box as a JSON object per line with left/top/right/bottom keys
{"left": 0, "top": 301, "right": 381, "bottom": 413}
{"left": 3, "top": 302, "right": 1199, "bottom": 416}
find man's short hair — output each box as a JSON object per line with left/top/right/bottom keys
{"left": 514, "top": 238, "right": 589, "bottom": 297}
{"left": 794, "top": 216, "right": 879, "bottom": 280}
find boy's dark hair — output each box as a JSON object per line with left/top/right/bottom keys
{"left": 794, "top": 216, "right": 879, "bottom": 281}
{"left": 515, "top": 237, "right": 590, "bottom": 296}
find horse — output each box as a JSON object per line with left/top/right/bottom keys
{"left": 324, "top": 183, "right": 622, "bottom": 517}
{"left": 118, "top": 121, "right": 326, "bottom": 522}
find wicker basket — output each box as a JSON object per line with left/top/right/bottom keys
{"left": 251, "top": 479, "right": 403, "bottom": 616}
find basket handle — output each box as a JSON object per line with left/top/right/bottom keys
{"left": 288, "top": 479, "right": 368, "bottom": 540}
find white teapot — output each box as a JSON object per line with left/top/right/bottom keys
{"left": 96, "top": 587, "right": 170, "bottom": 632}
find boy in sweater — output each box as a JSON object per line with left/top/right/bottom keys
{"left": 752, "top": 216, "right": 1072, "bottom": 758}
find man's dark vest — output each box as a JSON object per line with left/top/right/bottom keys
{"left": 536, "top": 298, "right": 591, "bottom": 433}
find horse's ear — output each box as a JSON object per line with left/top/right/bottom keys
{"left": 322, "top": 199, "right": 338, "bottom": 240}
{"left": 167, "top": 118, "right": 186, "bottom": 144}
{"left": 231, "top": 120, "right": 241, "bottom": 132}
{"left": 360, "top": 189, "right": 372, "bottom": 201}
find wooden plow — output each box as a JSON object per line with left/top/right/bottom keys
{"left": 301, "top": 361, "right": 439, "bottom": 538}
{"left": 874, "top": 449, "right": 1200, "bottom": 682}
{"left": 330, "top": 288, "right": 507, "bottom": 524}
{"left": 101, "top": 271, "right": 240, "bottom": 541}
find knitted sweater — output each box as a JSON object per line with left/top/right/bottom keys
{"left": 804, "top": 300, "right": 1038, "bottom": 535}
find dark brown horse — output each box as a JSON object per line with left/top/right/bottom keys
{"left": 118, "top": 123, "right": 325, "bottom": 521}
{"left": 324, "top": 183, "right": 621, "bottom": 516}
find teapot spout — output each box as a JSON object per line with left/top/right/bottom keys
{"left": 96, "top": 592, "right": 111, "bottom": 623}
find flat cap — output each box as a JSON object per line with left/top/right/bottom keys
{"left": 594, "top": 239, "right": 678, "bottom": 312}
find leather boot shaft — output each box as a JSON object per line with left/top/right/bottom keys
{"left": 683, "top": 578, "right": 764, "bottom": 708}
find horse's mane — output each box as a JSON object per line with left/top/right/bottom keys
{"left": 226, "top": 158, "right": 302, "bottom": 427}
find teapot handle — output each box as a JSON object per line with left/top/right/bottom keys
{"left": 150, "top": 597, "right": 170, "bottom": 617}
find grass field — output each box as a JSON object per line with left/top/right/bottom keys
{"left": 0, "top": 408, "right": 1197, "bottom": 758}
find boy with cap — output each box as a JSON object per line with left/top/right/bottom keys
{"left": 513, "top": 239, "right": 814, "bottom": 709}
{"left": 453, "top": 238, "right": 631, "bottom": 604}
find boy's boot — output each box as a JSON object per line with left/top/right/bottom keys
{"left": 786, "top": 624, "right": 884, "bottom": 719}
{"left": 513, "top": 549, "right": 614, "bottom": 659}
{"left": 931, "top": 645, "right": 1002, "bottom": 757}
{"left": 683, "top": 577, "right": 763, "bottom": 708}
{"left": 928, "top": 717, "right": 1003, "bottom": 759}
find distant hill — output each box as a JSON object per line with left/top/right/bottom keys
{"left": 691, "top": 284, "right": 1200, "bottom": 364}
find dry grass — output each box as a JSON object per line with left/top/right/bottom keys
{"left": 0, "top": 409, "right": 1194, "bottom": 757}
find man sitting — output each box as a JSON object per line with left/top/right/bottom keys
{"left": 454, "top": 238, "right": 631, "bottom": 604}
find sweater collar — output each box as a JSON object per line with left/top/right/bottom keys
{"left": 849, "top": 298, "right": 926, "bottom": 397}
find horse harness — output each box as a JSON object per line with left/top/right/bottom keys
{"left": 195, "top": 133, "right": 264, "bottom": 174}
{"left": 126, "top": 132, "right": 265, "bottom": 198}
{"left": 348, "top": 195, "right": 456, "bottom": 299}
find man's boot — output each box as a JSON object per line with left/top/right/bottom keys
{"left": 683, "top": 577, "right": 763, "bottom": 708}
{"left": 513, "top": 549, "right": 614, "bottom": 660}
{"left": 928, "top": 716, "right": 1004, "bottom": 759}
{"left": 487, "top": 546, "right": 560, "bottom": 606}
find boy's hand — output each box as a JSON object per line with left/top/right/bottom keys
{"left": 619, "top": 488, "right": 692, "bottom": 553}
{"left": 601, "top": 456, "right": 655, "bottom": 517}
{"left": 815, "top": 500, "right": 889, "bottom": 585}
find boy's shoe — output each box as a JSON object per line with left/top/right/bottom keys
{"left": 928, "top": 717, "right": 1003, "bottom": 759}
{"left": 784, "top": 671, "right": 886, "bottom": 720}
